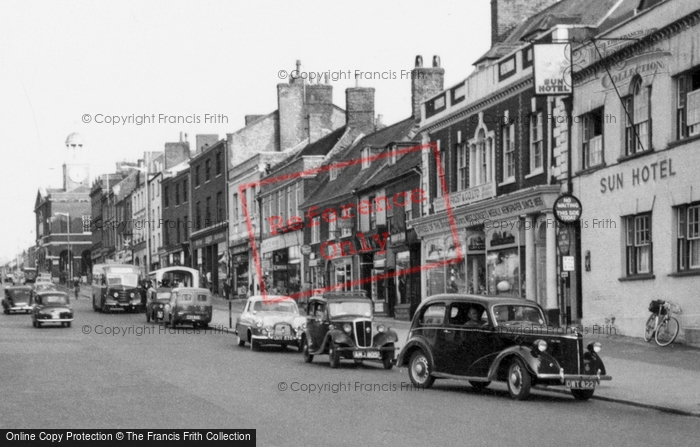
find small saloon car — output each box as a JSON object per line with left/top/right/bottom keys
{"left": 235, "top": 295, "right": 306, "bottom": 351}
{"left": 396, "top": 295, "right": 612, "bottom": 400}
{"left": 2, "top": 285, "right": 33, "bottom": 314}
{"left": 146, "top": 287, "right": 172, "bottom": 323}
{"left": 301, "top": 291, "right": 398, "bottom": 369}
{"left": 32, "top": 291, "right": 74, "bottom": 328}
{"left": 162, "top": 287, "right": 212, "bottom": 329}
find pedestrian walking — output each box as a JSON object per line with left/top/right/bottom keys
{"left": 73, "top": 276, "right": 80, "bottom": 300}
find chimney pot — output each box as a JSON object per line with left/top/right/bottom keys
{"left": 433, "top": 56, "right": 441, "bottom": 68}
{"left": 415, "top": 55, "right": 423, "bottom": 68}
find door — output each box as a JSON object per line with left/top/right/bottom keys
{"left": 306, "top": 300, "right": 328, "bottom": 352}
{"left": 416, "top": 302, "right": 448, "bottom": 373}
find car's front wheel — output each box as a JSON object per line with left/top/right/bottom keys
{"left": 328, "top": 342, "right": 340, "bottom": 368}
{"left": 507, "top": 358, "right": 532, "bottom": 400}
{"left": 302, "top": 338, "right": 313, "bottom": 363}
{"left": 571, "top": 388, "right": 595, "bottom": 401}
{"left": 382, "top": 344, "right": 395, "bottom": 370}
{"left": 237, "top": 333, "right": 245, "bottom": 347}
{"left": 408, "top": 350, "right": 435, "bottom": 389}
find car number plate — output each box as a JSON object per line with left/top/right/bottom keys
{"left": 273, "top": 336, "right": 294, "bottom": 340}
{"left": 186, "top": 315, "right": 200, "bottom": 320}
{"left": 566, "top": 380, "right": 596, "bottom": 389}
{"left": 353, "top": 351, "right": 380, "bottom": 359}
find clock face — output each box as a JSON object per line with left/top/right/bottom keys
{"left": 69, "top": 167, "right": 87, "bottom": 183}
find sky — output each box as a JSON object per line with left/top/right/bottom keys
{"left": 0, "top": 0, "right": 492, "bottom": 263}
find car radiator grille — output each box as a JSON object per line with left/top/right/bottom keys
{"left": 550, "top": 338, "right": 580, "bottom": 374}
{"left": 273, "top": 323, "right": 293, "bottom": 336}
{"left": 354, "top": 321, "right": 372, "bottom": 348}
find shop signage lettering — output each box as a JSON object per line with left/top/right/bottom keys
{"left": 490, "top": 232, "right": 515, "bottom": 247}
{"left": 553, "top": 194, "right": 582, "bottom": 224}
{"left": 232, "top": 244, "right": 248, "bottom": 254}
{"left": 192, "top": 231, "right": 227, "bottom": 250}
{"left": 415, "top": 196, "right": 546, "bottom": 237}
{"left": 600, "top": 158, "right": 676, "bottom": 194}
{"left": 433, "top": 182, "right": 496, "bottom": 212}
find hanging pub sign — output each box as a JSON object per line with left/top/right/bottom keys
{"left": 533, "top": 43, "right": 572, "bottom": 96}
{"left": 553, "top": 194, "right": 582, "bottom": 224}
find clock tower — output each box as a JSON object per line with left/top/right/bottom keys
{"left": 63, "top": 132, "right": 90, "bottom": 191}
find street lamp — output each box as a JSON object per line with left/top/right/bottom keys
{"left": 54, "top": 212, "right": 72, "bottom": 282}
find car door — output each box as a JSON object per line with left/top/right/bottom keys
{"left": 165, "top": 292, "right": 178, "bottom": 322}
{"left": 306, "top": 300, "right": 328, "bottom": 351}
{"left": 415, "top": 302, "right": 449, "bottom": 373}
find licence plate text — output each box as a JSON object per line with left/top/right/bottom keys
{"left": 353, "top": 351, "right": 380, "bottom": 359}
{"left": 566, "top": 380, "right": 596, "bottom": 389}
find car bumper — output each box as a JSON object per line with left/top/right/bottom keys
{"left": 36, "top": 317, "right": 74, "bottom": 323}
{"left": 7, "top": 305, "right": 32, "bottom": 313}
{"left": 251, "top": 334, "right": 299, "bottom": 344}
{"left": 536, "top": 370, "right": 612, "bottom": 384}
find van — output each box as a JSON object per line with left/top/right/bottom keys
{"left": 163, "top": 287, "right": 212, "bottom": 329}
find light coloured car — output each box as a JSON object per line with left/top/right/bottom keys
{"left": 162, "top": 287, "right": 212, "bottom": 329}
{"left": 235, "top": 295, "right": 306, "bottom": 351}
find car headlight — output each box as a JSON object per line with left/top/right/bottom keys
{"left": 533, "top": 339, "right": 547, "bottom": 352}
{"left": 113, "top": 292, "right": 119, "bottom": 298}
{"left": 130, "top": 293, "right": 135, "bottom": 298}
{"left": 255, "top": 321, "right": 263, "bottom": 328}
{"left": 343, "top": 323, "right": 352, "bottom": 333}
{"left": 377, "top": 324, "right": 386, "bottom": 333}
{"left": 587, "top": 342, "right": 602, "bottom": 353}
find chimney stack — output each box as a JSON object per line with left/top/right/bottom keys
{"left": 411, "top": 55, "right": 445, "bottom": 119}
{"left": 346, "top": 85, "right": 375, "bottom": 133}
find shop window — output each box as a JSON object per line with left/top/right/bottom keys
{"left": 311, "top": 217, "right": 320, "bottom": 244}
{"left": 502, "top": 123, "right": 515, "bottom": 181}
{"left": 624, "top": 77, "right": 651, "bottom": 156}
{"left": 676, "top": 68, "right": 700, "bottom": 139}
{"left": 530, "top": 112, "right": 543, "bottom": 173}
{"left": 676, "top": 203, "right": 700, "bottom": 271}
{"left": 457, "top": 143, "right": 468, "bottom": 190}
{"left": 625, "top": 213, "right": 652, "bottom": 276}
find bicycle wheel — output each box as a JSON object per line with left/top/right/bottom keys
{"left": 643, "top": 315, "right": 656, "bottom": 342}
{"left": 655, "top": 317, "right": 680, "bottom": 346}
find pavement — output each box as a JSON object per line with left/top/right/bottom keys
{"left": 72, "top": 284, "right": 700, "bottom": 417}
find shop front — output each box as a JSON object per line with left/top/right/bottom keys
{"left": 388, "top": 228, "right": 421, "bottom": 320}
{"left": 413, "top": 186, "right": 562, "bottom": 320}
{"left": 230, "top": 242, "right": 249, "bottom": 298}
{"left": 191, "top": 229, "right": 227, "bottom": 295}
{"left": 261, "top": 232, "right": 303, "bottom": 295}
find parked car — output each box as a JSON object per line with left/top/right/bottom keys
{"left": 146, "top": 288, "right": 171, "bottom": 323}
{"left": 301, "top": 291, "right": 398, "bottom": 369}
{"left": 163, "top": 287, "right": 212, "bottom": 329}
{"left": 31, "top": 291, "right": 73, "bottom": 328}
{"left": 2, "top": 285, "right": 33, "bottom": 314}
{"left": 396, "top": 294, "right": 612, "bottom": 400}
{"left": 235, "top": 295, "right": 306, "bottom": 351}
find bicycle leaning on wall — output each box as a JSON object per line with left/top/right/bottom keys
{"left": 644, "top": 300, "right": 682, "bottom": 347}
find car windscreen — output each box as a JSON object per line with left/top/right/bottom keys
{"left": 44, "top": 295, "right": 69, "bottom": 305}
{"left": 10, "top": 290, "right": 31, "bottom": 301}
{"left": 106, "top": 273, "right": 139, "bottom": 288}
{"left": 328, "top": 301, "right": 372, "bottom": 318}
{"left": 492, "top": 305, "right": 546, "bottom": 326}
{"left": 255, "top": 299, "right": 297, "bottom": 313}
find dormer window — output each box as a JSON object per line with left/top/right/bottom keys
{"left": 330, "top": 163, "right": 338, "bottom": 181}
{"left": 361, "top": 147, "right": 371, "bottom": 169}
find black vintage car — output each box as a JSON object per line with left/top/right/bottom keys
{"left": 396, "top": 295, "right": 612, "bottom": 400}
{"left": 301, "top": 291, "right": 398, "bottom": 369}
{"left": 32, "top": 291, "right": 74, "bottom": 328}
{"left": 2, "top": 285, "right": 33, "bottom": 314}
{"left": 146, "top": 288, "right": 171, "bottom": 323}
